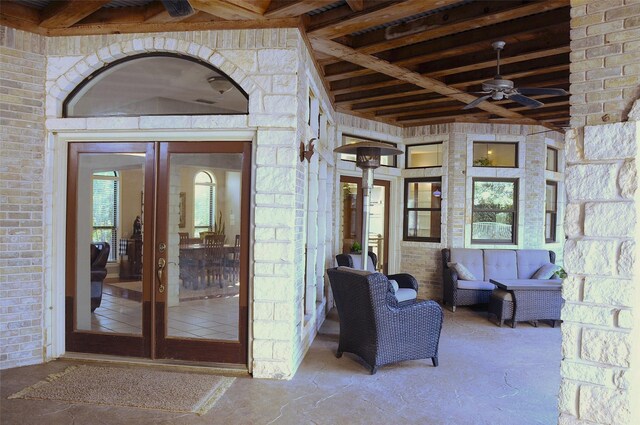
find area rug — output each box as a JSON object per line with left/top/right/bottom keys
{"left": 9, "top": 365, "right": 235, "bottom": 415}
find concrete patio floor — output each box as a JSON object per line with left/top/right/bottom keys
{"left": 1, "top": 306, "right": 561, "bottom": 425}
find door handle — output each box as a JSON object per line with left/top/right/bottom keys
{"left": 157, "top": 258, "right": 166, "bottom": 293}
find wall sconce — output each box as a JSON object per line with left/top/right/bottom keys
{"left": 300, "top": 138, "right": 316, "bottom": 162}
{"left": 433, "top": 189, "right": 442, "bottom": 197}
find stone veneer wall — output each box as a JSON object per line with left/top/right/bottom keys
{"left": 0, "top": 25, "right": 337, "bottom": 378}
{"left": 570, "top": 0, "right": 640, "bottom": 127}
{"left": 0, "top": 27, "right": 47, "bottom": 369}
{"left": 560, "top": 0, "right": 640, "bottom": 422}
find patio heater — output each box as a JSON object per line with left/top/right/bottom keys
{"left": 334, "top": 142, "right": 402, "bottom": 270}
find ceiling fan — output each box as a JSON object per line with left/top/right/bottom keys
{"left": 463, "top": 41, "right": 568, "bottom": 110}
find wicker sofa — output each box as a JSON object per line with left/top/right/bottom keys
{"left": 327, "top": 266, "right": 443, "bottom": 374}
{"left": 441, "top": 248, "right": 558, "bottom": 312}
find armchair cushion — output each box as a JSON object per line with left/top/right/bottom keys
{"left": 348, "top": 253, "right": 376, "bottom": 272}
{"left": 457, "top": 280, "right": 496, "bottom": 290}
{"left": 388, "top": 279, "right": 399, "bottom": 293}
{"left": 447, "top": 262, "right": 477, "bottom": 280}
{"left": 532, "top": 263, "right": 560, "bottom": 279}
{"left": 396, "top": 288, "right": 418, "bottom": 303}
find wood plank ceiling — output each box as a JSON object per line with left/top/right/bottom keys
{"left": 1, "top": 0, "right": 570, "bottom": 130}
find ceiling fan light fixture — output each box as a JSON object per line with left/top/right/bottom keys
{"left": 207, "top": 76, "right": 233, "bottom": 95}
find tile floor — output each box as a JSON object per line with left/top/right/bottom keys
{"left": 90, "top": 293, "right": 238, "bottom": 340}
{"left": 1, "top": 306, "right": 562, "bottom": 425}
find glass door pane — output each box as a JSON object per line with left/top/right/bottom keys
{"left": 165, "top": 152, "right": 242, "bottom": 341}
{"left": 75, "top": 152, "right": 145, "bottom": 335}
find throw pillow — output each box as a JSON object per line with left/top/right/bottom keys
{"left": 447, "top": 262, "right": 477, "bottom": 280}
{"left": 532, "top": 263, "right": 560, "bottom": 279}
{"left": 388, "top": 279, "right": 399, "bottom": 293}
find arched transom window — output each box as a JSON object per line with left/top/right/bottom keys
{"left": 64, "top": 53, "right": 248, "bottom": 117}
{"left": 194, "top": 171, "right": 216, "bottom": 237}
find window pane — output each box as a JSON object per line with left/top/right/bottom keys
{"left": 65, "top": 55, "right": 248, "bottom": 117}
{"left": 472, "top": 212, "right": 513, "bottom": 241}
{"left": 473, "top": 181, "right": 514, "bottom": 210}
{"left": 407, "top": 143, "right": 442, "bottom": 167}
{"left": 194, "top": 185, "right": 212, "bottom": 227}
{"left": 407, "top": 182, "right": 442, "bottom": 208}
{"left": 545, "top": 212, "right": 555, "bottom": 240}
{"left": 546, "top": 147, "right": 558, "bottom": 171}
{"left": 93, "top": 179, "right": 116, "bottom": 227}
{"left": 546, "top": 183, "right": 557, "bottom": 212}
{"left": 473, "top": 142, "right": 517, "bottom": 167}
{"left": 407, "top": 211, "right": 441, "bottom": 239}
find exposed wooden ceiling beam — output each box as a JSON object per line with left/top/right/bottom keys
{"left": 39, "top": 0, "right": 111, "bottom": 29}
{"left": 336, "top": 0, "right": 569, "bottom": 60}
{"left": 308, "top": 0, "right": 459, "bottom": 39}
{"left": 345, "top": 0, "right": 364, "bottom": 12}
{"left": 322, "top": 9, "right": 569, "bottom": 80}
{"left": 46, "top": 16, "right": 300, "bottom": 36}
{"left": 0, "top": 2, "right": 45, "bottom": 34}
{"left": 310, "top": 36, "right": 535, "bottom": 123}
{"left": 226, "top": 0, "right": 273, "bottom": 15}
{"left": 144, "top": 3, "right": 194, "bottom": 24}
{"left": 189, "top": 0, "right": 265, "bottom": 20}
{"left": 264, "top": 0, "right": 330, "bottom": 18}
{"left": 330, "top": 53, "right": 569, "bottom": 96}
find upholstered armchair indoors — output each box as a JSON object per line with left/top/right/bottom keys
{"left": 90, "top": 242, "right": 110, "bottom": 312}
{"left": 327, "top": 267, "right": 443, "bottom": 374}
{"left": 335, "top": 252, "right": 418, "bottom": 306}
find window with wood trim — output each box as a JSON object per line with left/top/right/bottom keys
{"left": 471, "top": 178, "right": 518, "bottom": 244}
{"left": 472, "top": 142, "right": 518, "bottom": 168}
{"left": 545, "top": 181, "right": 558, "bottom": 243}
{"left": 546, "top": 147, "right": 558, "bottom": 172}
{"left": 403, "top": 177, "right": 442, "bottom": 242}
{"left": 340, "top": 134, "right": 398, "bottom": 168}
{"left": 92, "top": 171, "right": 119, "bottom": 262}
{"left": 193, "top": 171, "right": 216, "bottom": 238}
{"left": 406, "top": 142, "right": 443, "bottom": 168}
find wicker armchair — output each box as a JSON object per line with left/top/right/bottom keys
{"left": 336, "top": 253, "right": 419, "bottom": 306}
{"left": 327, "top": 267, "right": 443, "bottom": 374}
{"left": 90, "top": 242, "right": 110, "bottom": 312}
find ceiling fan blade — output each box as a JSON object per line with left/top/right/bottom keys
{"left": 463, "top": 94, "right": 492, "bottom": 110}
{"left": 161, "top": 0, "right": 194, "bottom": 17}
{"left": 517, "top": 87, "right": 568, "bottom": 96}
{"left": 509, "top": 93, "right": 544, "bottom": 109}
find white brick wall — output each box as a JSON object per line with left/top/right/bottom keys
{"left": 0, "top": 27, "right": 47, "bottom": 369}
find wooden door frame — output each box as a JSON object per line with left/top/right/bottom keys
{"left": 65, "top": 142, "right": 156, "bottom": 357}
{"left": 339, "top": 175, "right": 391, "bottom": 274}
{"left": 155, "top": 141, "right": 251, "bottom": 364}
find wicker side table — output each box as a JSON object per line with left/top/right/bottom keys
{"left": 489, "top": 279, "right": 563, "bottom": 328}
{"left": 488, "top": 289, "right": 514, "bottom": 327}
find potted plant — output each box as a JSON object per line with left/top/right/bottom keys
{"left": 350, "top": 241, "right": 362, "bottom": 253}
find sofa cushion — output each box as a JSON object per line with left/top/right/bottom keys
{"left": 532, "top": 263, "right": 560, "bottom": 279}
{"left": 484, "top": 250, "right": 518, "bottom": 281}
{"left": 447, "top": 262, "right": 477, "bottom": 280}
{"left": 517, "top": 249, "right": 553, "bottom": 279}
{"left": 457, "top": 280, "right": 495, "bottom": 290}
{"left": 449, "top": 248, "right": 484, "bottom": 282}
{"left": 348, "top": 254, "right": 376, "bottom": 272}
{"left": 396, "top": 288, "right": 417, "bottom": 302}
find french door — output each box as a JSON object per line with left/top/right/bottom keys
{"left": 339, "top": 176, "right": 390, "bottom": 274}
{"left": 66, "top": 141, "right": 250, "bottom": 364}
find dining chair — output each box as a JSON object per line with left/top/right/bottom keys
{"left": 203, "top": 234, "right": 226, "bottom": 288}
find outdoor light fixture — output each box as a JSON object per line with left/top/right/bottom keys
{"left": 433, "top": 189, "right": 442, "bottom": 198}
{"left": 334, "top": 141, "right": 403, "bottom": 270}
